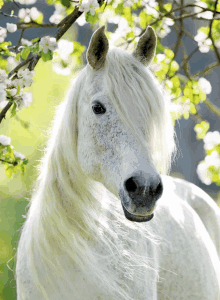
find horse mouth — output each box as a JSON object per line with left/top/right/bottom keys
{"left": 121, "top": 204, "right": 154, "bottom": 222}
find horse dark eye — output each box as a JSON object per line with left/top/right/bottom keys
{"left": 92, "top": 102, "right": 106, "bottom": 115}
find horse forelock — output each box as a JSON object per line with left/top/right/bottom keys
{"left": 84, "top": 47, "right": 177, "bottom": 175}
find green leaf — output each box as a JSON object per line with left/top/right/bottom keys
{"left": 190, "top": 103, "right": 197, "bottom": 114}
{"left": 164, "top": 48, "right": 174, "bottom": 59}
{"left": 139, "top": 10, "right": 152, "bottom": 29}
{"left": 171, "top": 76, "right": 180, "bottom": 88}
{"left": 183, "top": 110, "right": 189, "bottom": 119}
{"left": 21, "top": 47, "right": 30, "bottom": 59}
{"left": 164, "top": 3, "right": 172, "bottom": 11}
{"left": 31, "top": 37, "right": 40, "bottom": 43}
{"left": 40, "top": 50, "right": 53, "bottom": 62}
{"left": 85, "top": 11, "right": 98, "bottom": 24}
{"left": 194, "top": 121, "right": 210, "bottom": 140}
{"left": 23, "top": 158, "right": 28, "bottom": 165}
{"left": 34, "top": 13, "right": 43, "bottom": 24}
{"left": 0, "top": 0, "right": 4, "bottom": 9}
{"left": 10, "top": 102, "right": 17, "bottom": 118}
{"left": 15, "top": 53, "right": 21, "bottom": 61}
{"left": 5, "top": 166, "right": 13, "bottom": 178}
{"left": 61, "top": 0, "right": 70, "bottom": 8}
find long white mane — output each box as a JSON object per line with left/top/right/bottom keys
{"left": 16, "top": 46, "right": 177, "bottom": 300}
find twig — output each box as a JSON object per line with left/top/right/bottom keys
{"left": 17, "top": 22, "right": 58, "bottom": 30}
{"left": 0, "top": 159, "right": 17, "bottom": 166}
{"left": 192, "top": 62, "right": 220, "bottom": 78}
{"left": 14, "top": 29, "right": 25, "bottom": 52}
{"left": 204, "top": 98, "right": 220, "bottom": 118}
{"left": 0, "top": 11, "right": 19, "bottom": 18}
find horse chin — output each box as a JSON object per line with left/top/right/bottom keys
{"left": 121, "top": 204, "right": 154, "bottom": 222}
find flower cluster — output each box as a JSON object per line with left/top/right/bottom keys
{"left": 197, "top": 131, "right": 220, "bottom": 185}
{"left": 49, "top": 3, "right": 67, "bottom": 25}
{"left": 198, "top": 77, "right": 212, "bottom": 95}
{"left": 16, "top": 69, "right": 35, "bottom": 88}
{"left": 0, "top": 27, "right": 7, "bottom": 43}
{"left": 203, "top": 131, "right": 220, "bottom": 151}
{"left": 39, "top": 36, "right": 57, "bottom": 54}
{"left": 18, "top": 7, "right": 41, "bottom": 23}
{"left": 78, "top": 0, "right": 99, "bottom": 16}
{"left": 0, "top": 69, "right": 10, "bottom": 104}
{"left": 0, "top": 67, "right": 34, "bottom": 109}
{"left": 15, "top": 0, "right": 37, "bottom": 4}
{"left": 0, "top": 23, "right": 18, "bottom": 43}
{"left": 194, "top": 0, "right": 214, "bottom": 20}
{"left": 53, "top": 39, "right": 74, "bottom": 76}
{"left": 194, "top": 31, "right": 212, "bottom": 53}
{"left": 0, "top": 135, "right": 11, "bottom": 146}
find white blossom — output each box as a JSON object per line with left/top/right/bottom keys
{"left": 6, "top": 23, "right": 17, "bottom": 33}
{"left": 156, "top": 19, "right": 172, "bottom": 38}
{"left": 198, "top": 77, "right": 212, "bottom": 94}
{"left": 194, "top": 31, "right": 207, "bottom": 42}
{"left": 18, "top": 7, "right": 41, "bottom": 23}
{"left": 53, "top": 63, "right": 71, "bottom": 76}
{"left": 8, "top": 88, "right": 17, "bottom": 97}
{"left": 15, "top": 0, "right": 37, "bottom": 4}
{"left": 18, "top": 8, "right": 31, "bottom": 23}
{"left": 7, "top": 57, "right": 19, "bottom": 70}
{"left": 144, "top": 0, "right": 159, "bottom": 18}
{"left": 0, "top": 83, "right": 6, "bottom": 104}
{"left": 170, "top": 102, "right": 182, "bottom": 114}
{"left": 14, "top": 150, "right": 25, "bottom": 160}
{"left": 30, "top": 7, "right": 40, "bottom": 20}
{"left": 204, "top": 131, "right": 220, "bottom": 150}
{"left": 0, "top": 135, "right": 11, "bottom": 146}
{"left": 0, "top": 69, "right": 9, "bottom": 85}
{"left": 198, "top": 11, "right": 213, "bottom": 19}
{"left": 0, "top": 27, "right": 7, "bottom": 43}
{"left": 197, "top": 162, "right": 212, "bottom": 185}
{"left": 194, "top": 31, "right": 211, "bottom": 53}
{"left": 22, "top": 91, "right": 32, "bottom": 107}
{"left": 39, "top": 36, "right": 57, "bottom": 54}
{"left": 75, "top": 14, "right": 87, "bottom": 26}
{"left": 21, "top": 38, "right": 32, "bottom": 47}
{"left": 56, "top": 39, "right": 73, "bottom": 61}
{"left": 194, "top": 0, "right": 213, "bottom": 19}
{"left": 156, "top": 53, "right": 166, "bottom": 62}
{"left": 49, "top": 3, "right": 66, "bottom": 25}
{"left": 15, "top": 69, "right": 35, "bottom": 88}
{"left": 79, "top": 0, "right": 99, "bottom": 16}
{"left": 205, "top": 151, "right": 220, "bottom": 168}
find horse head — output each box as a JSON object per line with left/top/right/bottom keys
{"left": 77, "top": 26, "right": 167, "bottom": 222}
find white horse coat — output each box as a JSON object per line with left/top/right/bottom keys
{"left": 16, "top": 26, "right": 220, "bottom": 300}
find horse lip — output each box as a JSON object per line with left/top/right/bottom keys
{"left": 121, "top": 202, "right": 154, "bottom": 222}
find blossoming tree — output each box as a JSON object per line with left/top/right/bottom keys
{"left": 0, "top": 0, "right": 220, "bottom": 185}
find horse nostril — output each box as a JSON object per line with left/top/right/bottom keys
{"left": 156, "top": 181, "right": 163, "bottom": 196}
{"left": 125, "top": 177, "right": 137, "bottom": 193}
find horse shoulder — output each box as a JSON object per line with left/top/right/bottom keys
{"left": 169, "top": 176, "right": 220, "bottom": 257}
{"left": 156, "top": 184, "right": 220, "bottom": 299}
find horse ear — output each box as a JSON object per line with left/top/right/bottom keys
{"left": 86, "top": 25, "right": 109, "bottom": 71}
{"left": 132, "top": 26, "right": 157, "bottom": 67}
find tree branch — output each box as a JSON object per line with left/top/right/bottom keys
{"left": 0, "top": 0, "right": 104, "bottom": 123}
{"left": 204, "top": 98, "right": 220, "bottom": 118}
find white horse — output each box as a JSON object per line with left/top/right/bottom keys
{"left": 16, "top": 25, "right": 220, "bottom": 300}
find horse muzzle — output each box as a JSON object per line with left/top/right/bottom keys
{"left": 118, "top": 172, "right": 163, "bottom": 222}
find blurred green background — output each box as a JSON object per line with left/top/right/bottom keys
{"left": 0, "top": 35, "right": 220, "bottom": 300}
{"left": 0, "top": 60, "right": 72, "bottom": 300}
{"left": 1, "top": 60, "right": 220, "bottom": 300}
